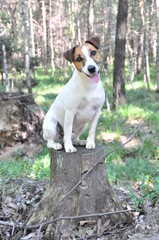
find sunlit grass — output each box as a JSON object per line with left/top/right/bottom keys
{"left": 32, "top": 67, "right": 68, "bottom": 112}
{"left": 30, "top": 147, "right": 50, "bottom": 179}
{"left": 0, "top": 147, "right": 50, "bottom": 181}
{"left": 118, "top": 104, "right": 151, "bottom": 119}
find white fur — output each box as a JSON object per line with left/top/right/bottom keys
{"left": 43, "top": 45, "right": 105, "bottom": 153}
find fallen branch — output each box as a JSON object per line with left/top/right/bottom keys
{"left": 0, "top": 220, "right": 15, "bottom": 228}
{"left": 36, "top": 209, "right": 135, "bottom": 240}
{"left": 0, "top": 209, "right": 135, "bottom": 230}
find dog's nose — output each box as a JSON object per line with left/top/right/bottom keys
{"left": 88, "top": 65, "right": 96, "bottom": 74}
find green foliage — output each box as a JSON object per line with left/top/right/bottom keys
{"left": 105, "top": 137, "right": 159, "bottom": 208}
{"left": 0, "top": 155, "right": 32, "bottom": 180}
{"left": 129, "top": 173, "right": 159, "bottom": 210}
{"left": 30, "top": 147, "right": 50, "bottom": 179}
{"left": 33, "top": 67, "right": 71, "bottom": 113}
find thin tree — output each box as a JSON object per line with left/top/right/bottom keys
{"left": 21, "top": 0, "right": 32, "bottom": 94}
{"left": 142, "top": 0, "right": 150, "bottom": 90}
{"left": 156, "top": 0, "right": 159, "bottom": 92}
{"left": 49, "top": 0, "right": 55, "bottom": 76}
{"left": 42, "top": 0, "right": 48, "bottom": 75}
{"left": 2, "top": 44, "right": 10, "bottom": 92}
{"left": 113, "top": 0, "right": 128, "bottom": 110}
{"left": 87, "top": 0, "right": 94, "bottom": 38}
{"left": 29, "top": 0, "right": 35, "bottom": 57}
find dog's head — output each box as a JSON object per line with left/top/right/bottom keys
{"left": 64, "top": 37, "right": 101, "bottom": 83}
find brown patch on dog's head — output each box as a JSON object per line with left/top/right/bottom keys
{"left": 85, "top": 42, "right": 101, "bottom": 65}
{"left": 73, "top": 46, "right": 86, "bottom": 72}
{"left": 64, "top": 46, "right": 86, "bottom": 72}
{"left": 85, "top": 36, "right": 100, "bottom": 49}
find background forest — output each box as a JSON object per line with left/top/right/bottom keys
{"left": 0, "top": 0, "right": 159, "bottom": 95}
{"left": 0, "top": 0, "right": 159, "bottom": 239}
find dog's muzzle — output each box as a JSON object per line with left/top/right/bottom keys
{"left": 88, "top": 65, "right": 96, "bottom": 74}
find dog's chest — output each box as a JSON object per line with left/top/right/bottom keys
{"left": 75, "top": 96, "right": 101, "bottom": 122}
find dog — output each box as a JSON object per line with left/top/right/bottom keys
{"left": 43, "top": 36, "right": 105, "bottom": 153}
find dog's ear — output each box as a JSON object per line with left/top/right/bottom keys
{"left": 64, "top": 47, "right": 77, "bottom": 63}
{"left": 85, "top": 36, "right": 100, "bottom": 49}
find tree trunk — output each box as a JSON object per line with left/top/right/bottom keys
{"left": 149, "top": 0, "right": 155, "bottom": 62}
{"left": 42, "top": 0, "right": 48, "bottom": 75}
{"left": 142, "top": 0, "right": 150, "bottom": 90}
{"left": 27, "top": 146, "right": 130, "bottom": 239}
{"left": 127, "top": 43, "right": 135, "bottom": 89}
{"left": 71, "top": 1, "right": 75, "bottom": 45}
{"left": 59, "top": 0, "right": 64, "bottom": 66}
{"left": 2, "top": 44, "right": 10, "bottom": 92}
{"left": 0, "top": 92, "right": 44, "bottom": 148}
{"left": 21, "top": 0, "right": 32, "bottom": 94}
{"left": 49, "top": 0, "right": 55, "bottom": 76}
{"left": 77, "top": 16, "right": 82, "bottom": 44}
{"left": 113, "top": 0, "right": 128, "bottom": 110}
{"left": 102, "top": 0, "right": 114, "bottom": 111}
{"left": 156, "top": 0, "right": 159, "bottom": 93}
{"left": 136, "top": 33, "right": 144, "bottom": 74}
{"left": 29, "top": 0, "right": 35, "bottom": 57}
{"left": 1, "top": 72, "right": 4, "bottom": 86}
{"left": 87, "top": 0, "right": 94, "bottom": 38}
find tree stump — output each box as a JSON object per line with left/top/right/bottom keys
{"left": 0, "top": 91, "right": 44, "bottom": 148}
{"left": 28, "top": 146, "right": 130, "bottom": 239}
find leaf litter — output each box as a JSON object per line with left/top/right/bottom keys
{"left": 0, "top": 177, "right": 159, "bottom": 239}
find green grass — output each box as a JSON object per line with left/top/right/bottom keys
{"left": 33, "top": 67, "right": 71, "bottom": 113}
{"left": 1, "top": 63, "right": 159, "bottom": 208}
{"left": 0, "top": 147, "right": 50, "bottom": 182}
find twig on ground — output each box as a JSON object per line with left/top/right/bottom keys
{"left": 137, "top": 129, "right": 143, "bottom": 143}
{"left": 0, "top": 209, "right": 135, "bottom": 230}
{"left": 0, "top": 220, "right": 14, "bottom": 227}
{"left": 29, "top": 209, "right": 136, "bottom": 232}
{"left": 36, "top": 224, "right": 43, "bottom": 240}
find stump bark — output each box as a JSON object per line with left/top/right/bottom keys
{"left": 28, "top": 146, "right": 130, "bottom": 239}
{"left": 0, "top": 91, "right": 44, "bottom": 148}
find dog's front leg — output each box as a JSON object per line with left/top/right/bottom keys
{"left": 86, "top": 110, "right": 101, "bottom": 149}
{"left": 64, "top": 110, "right": 77, "bottom": 153}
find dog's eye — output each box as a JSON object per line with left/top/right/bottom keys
{"left": 76, "top": 56, "right": 82, "bottom": 62}
{"left": 90, "top": 51, "right": 96, "bottom": 56}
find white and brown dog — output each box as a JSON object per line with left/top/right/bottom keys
{"left": 43, "top": 37, "right": 105, "bottom": 153}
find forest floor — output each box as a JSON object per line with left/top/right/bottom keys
{"left": 0, "top": 67, "right": 159, "bottom": 239}
{"left": 0, "top": 156, "right": 159, "bottom": 239}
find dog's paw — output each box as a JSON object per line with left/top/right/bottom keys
{"left": 73, "top": 139, "right": 87, "bottom": 146}
{"left": 65, "top": 144, "right": 77, "bottom": 153}
{"left": 86, "top": 141, "right": 95, "bottom": 149}
{"left": 47, "top": 141, "right": 63, "bottom": 150}
{"left": 78, "top": 140, "right": 87, "bottom": 146}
